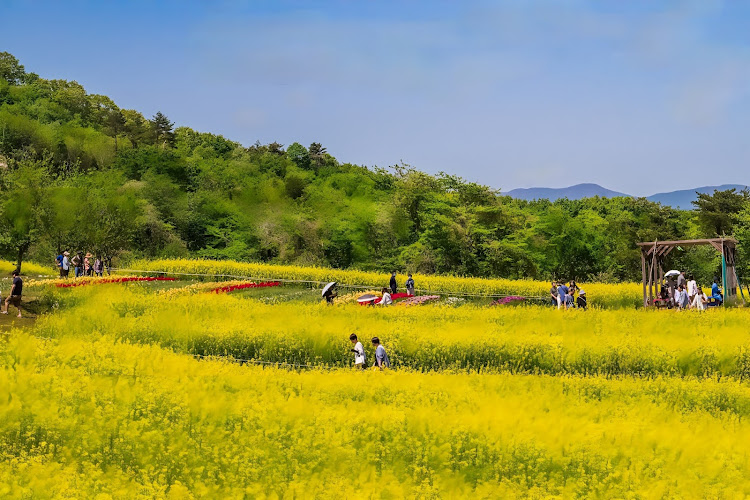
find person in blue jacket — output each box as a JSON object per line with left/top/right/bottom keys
{"left": 710, "top": 278, "right": 723, "bottom": 305}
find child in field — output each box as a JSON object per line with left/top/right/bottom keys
{"left": 576, "top": 290, "right": 587, "bottom": 310}
{"left": 349, "top": 333, "right": 366, "bottom": 369}
{"left": 371, "top": 337, "right": 390, "bottom": 369}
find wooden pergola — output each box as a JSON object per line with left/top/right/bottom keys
{"left": 637, "top": 238, "right": 741, "bottom": 307}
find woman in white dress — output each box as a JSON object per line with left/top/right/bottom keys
{"left": 691, "top": 288, "right": 708, "bottom": 311}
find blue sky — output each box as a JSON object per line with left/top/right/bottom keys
{"left": 2, "top": 0, "right": 750, "bottom": 196}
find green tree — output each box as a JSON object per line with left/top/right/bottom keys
{"left": 286, "top": 142, "right": 310, "bottom": 169}
{"left": 692, "top": 188, "right": 750, "bottom": 236}
{"left": 308, "top": 142, "right": 327, "bottom": 168}
{"left": 150, "top": 111, "right": 175, "bottom": 148}
{"left": 0, "top": 52, "right": 27, "bottom": 84}
{"left": 0, "top": 160, "right": 51, "bottom": 271}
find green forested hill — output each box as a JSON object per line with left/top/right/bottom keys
{"left": 1, "top": 51, "right": 748, "bottom": 282}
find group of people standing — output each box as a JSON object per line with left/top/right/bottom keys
{"left": 550, "top": 280, "right": 587, "bottom": 310}
{"left": 661, "top": 271, "right": 722, "bottom": 311}
{"left": 55, "top": 251, "right": 107, "bottom": 278}
{"left": 379, "top": 271, "right": 415, "bottom": 306}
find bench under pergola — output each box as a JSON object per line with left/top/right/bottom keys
{"left": 637, "top": 238, "right": 741, "bottom": 307}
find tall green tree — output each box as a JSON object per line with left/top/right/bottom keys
{"left": 150, "top": 111, "right": 175, "bottom": 148}
{"left": 0, "top": 160, "right": 51, "bottom": 271}
{"left": 692, "top": 188, "right": 750, "bottom": 236}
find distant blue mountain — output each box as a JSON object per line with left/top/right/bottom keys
{"left": 506, "top": 183, "right": 749, "bottom": 209}
{"left": 646, "top": 184, "right": 749, "bottom": 210}
{"left": 506, "top": 183, "right": 629, "bottom": 201}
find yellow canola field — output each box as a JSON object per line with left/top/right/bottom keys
{"left": 36, "top": 286, "right": 750, "bottom": 377}
{"left": 130, "top": 258, "right": 644, "bottom": 308}
{"left": 3, "top": 332, "right": 750, "bottom": 498}
{"left": 0, "top": 261, "right": 50, "bottom": 277}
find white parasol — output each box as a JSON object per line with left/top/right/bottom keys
{"left": 664, "top": 270, "right": 680, "bottom": 278}
{"left": 322, "top": 282, "right": 337, "bottom": 296}
{"left": 357, "top": 293, "right": 378, "bottom": 303}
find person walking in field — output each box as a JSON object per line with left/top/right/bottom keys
{"left": 349, "top": 333, "right": 367, "bottom": 369}
{"left": 389, "top": 272, "right": 397, "bottom": 295}
{"left": 405, "top": 273, "right": 415, "bottom": 296}
{"left": 371, "top": 337, "right": 390, "bottom": 369}
{"left": 550, "top": 282, "right": 559, "bottom": 307}
{"left": 380, "top": 288, "right": 393, "bottom": 306}
{"left": 2, "top": 270, "right": 23, "bottom": 318}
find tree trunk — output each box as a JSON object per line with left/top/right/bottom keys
{"left": 16, "top": 244, "right": 25, "bottom": 274}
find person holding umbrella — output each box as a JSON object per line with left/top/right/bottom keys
{"left": 322, "top": 282, "right": 337, "bottom": 304}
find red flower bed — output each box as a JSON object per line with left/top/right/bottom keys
{"left": 209, "top": 282, "right": 281, "bottom": 293}
{"left": 56, "top": 277, "right": 176, "bottom": 288}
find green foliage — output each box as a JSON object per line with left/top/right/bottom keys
{"left": 0, "top": 52, "right": 747, "bottom": 282}
{"left": 693, "top": 188, "right": 750, "bottom": 237}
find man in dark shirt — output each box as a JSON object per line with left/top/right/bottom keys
{"left": 389, "top": 272, "right": 397, "bottom": 295}
{"left": 2, "top": 270, "right": 23, "bottom": 318}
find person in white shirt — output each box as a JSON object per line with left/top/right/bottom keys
{"left": 687, "top": 274, "right": 697, "bottom": 306}
{"left": 349, "top": 333, "right": 366, "bottom": 369}
{"left": 380, "top": 288, "right": 393, "bottom": 306}
{"left": 692, "top": 288, "right": 708, "bottom": 311}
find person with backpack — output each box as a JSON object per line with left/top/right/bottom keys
{"left": 349, "top": 333, "right": 367, "bottom": 369}
{"left": 371, "top": 337, "right": 390, "bottom": 370}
